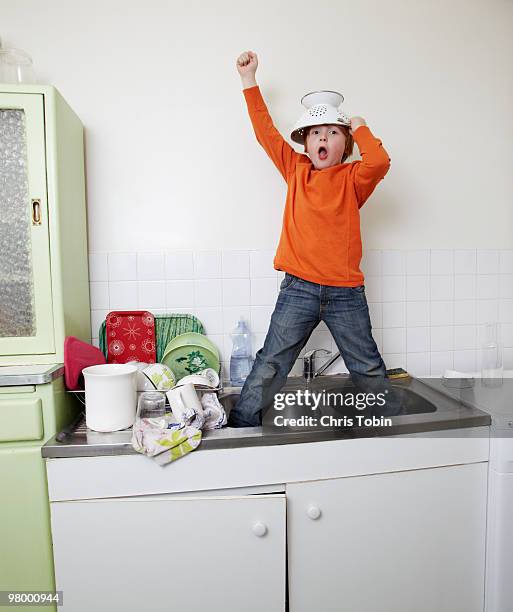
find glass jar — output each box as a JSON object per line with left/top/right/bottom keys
{"left": 0, "top": 48, "right": 35, "bottom": 84}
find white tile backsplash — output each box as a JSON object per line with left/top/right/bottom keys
{"left": 89, "top": 253, "right": 109, "bottom": 282}
{"left": 360, "top": 250, "right": 381, "bottom": 276}
{"left": 91, "top": 309, "right": 109, "bottom": 340}
{"left": 406, "top": 352, "right": 430, "bottom": 376}
{"left": 222, "top": 278, "right": 250, "bottom": 306}
{"left": 430, "top": 250, "right": 453, "bottom": 275}
{"left": 250, "top": 250, "right": 276, "bottom": 277}
{"left": 476, "top": 300, "right": 498, "bottom": 324}
{"left": 406, "top": 250, "right": 429, "bottom": 275}
{"left": 88, "top": 248, "right": 510, "bottom": 377}
{"left": 430, "top": 301, "right": 454, "bottom": 326}
{"left": 477, "top": 249, "right": 499, "bottom": 274}
{"left": 454, "top": 300, "right": 476, "bottom": 325}
{"left": 165, "top": 251, "right": 194, "bottom": 279}
{"left": 108, "top": 253, "right": 136, "bottom": 281}
{"left": 382, "top": 250, "right": 405, "bottom": 275}
{"left": 251, "top": 305, "right": 275, "bottom": 333}
{"left": 454, "top": 325, "right": 476, "bottom": 350}
{"left": 454, "top": 249, "right": 476, "bottom": 274}
{"left": 454, "top": 274, "right": 476, "bottom": 300}
{"left": 382, "top": 275, "right": 406, "bottom": 302}
{"left": 499, "top": 275, "right": 513, "bottom": 299}
{"left": 407, "top": 327, "right": 430, "bottom": 353}
{"left": 503, "top": 347, "right": 513, "bottom": 369}
{"left": 383, "top": 352, "right": 406, "bottom": 369}
{"left": 430, "top": 326, "right": 453, "bottom": 352}
{"left": 89, "top": 282, "right": 109, "bottom": 310}
{"left": 194, "top": 279, "right": 222, "bottom": 307}
{"left": 499, "top": 250, "right": 513, "bottom": 274}
{"left": 109, "top": 281, "right": 138, "bottom": 309}
{"left": 430, "top": 351, "right": 454, "bottom": 375}
{"left": 382, "top": 327, "right": 406, "bottom": 354}
{"left": 137, "top": 252, "right": 165, "bottom": 281}
{"left": 499, "top": 300, "right": 513, "bottom": 323}
{"left": 406, "top": 276, "right": 429, "bottom": 301}
{"left": 368, "top": 302, "right": 382, "bottom": 328}
{"left": 430, "top": 275, "right": 454, "bottom": 301}
{"left": 193, "top": 307, "right": 224, "bottom": 335}
{"left": 138, "top": 281, "right": 166, "bottom": 310}
{"left": 406, "top": 301, "right": 429, "bottom": 327}
{"left": 166, "top": 280, "right": 194, "bottom": 308}
{"left": 364, "top": 276, "right": 382, "bottom": 302}
{"left": 222, "top": 251, "right": 250, "bottom": 278}
{"left": 454, "top": 349, "right": 477, "bottom": 372}
{"left": 382, "top": 302, "right": 406, "bottom": 328}
{"left": 251, "top": 278, "right": 278, "bottom": 305}
{"left": 194, "top": 251, "right": 222, "bottom": 279}
{"left": 502, "top": 323, "right": 513, "bottom": 347}
{"left": 477, "top": 274, "right": 499, "bottom": 299}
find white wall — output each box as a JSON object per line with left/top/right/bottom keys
{"left": 4, "top": 0, "right": 513, "bottom": 378}
{"left": 3, "top": 0, "right": 513, "bottom": 252}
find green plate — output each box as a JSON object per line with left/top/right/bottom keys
{"left": 162, "top": 344, "right": 220, "bottom": 382}
{"left": 162, "top": 332, "right": 220, "bottom": 361}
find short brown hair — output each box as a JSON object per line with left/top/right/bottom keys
{"left": 304, "top": 124, "right": 354, "bottom": 163}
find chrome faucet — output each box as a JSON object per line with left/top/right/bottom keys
{"left": 303, "top": 349, "right": 341, "bottom": 381}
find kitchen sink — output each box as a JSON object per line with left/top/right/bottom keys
{"left": 218, "top": 374, "right": 437, "bottom": 423}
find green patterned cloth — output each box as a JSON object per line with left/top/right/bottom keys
{"left": 132, "top": 417, "right": 202, "bottom": 466}
{"left": 99, "top": 313, "right": 205, "bottom": 362}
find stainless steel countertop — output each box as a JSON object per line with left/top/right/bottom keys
{"left": 42, "top": 377, "right": 491, "bottom": 459}
{"left": 0, "top": 363, "right": 64, "bottom": 386}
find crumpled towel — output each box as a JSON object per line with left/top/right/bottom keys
{"left": 131, "top": 416, "right": 202, "bottom": 466}
{"left": 170, "top": 400, "right": 205, "bottom": 430}
{"left": 201, "top": 392, "right": 227, "bottom": 430}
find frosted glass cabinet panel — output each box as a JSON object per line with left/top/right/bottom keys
{"left": 0, "top": 94, "right": 54, "bottom": 356}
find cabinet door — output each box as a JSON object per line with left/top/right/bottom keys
{"left": 0, "top": 93, "right": 54, "bottom": 355}
{"left": 287, "top": 463, "right": 487, "bottom": 612}
{"left": 51, "top": 494, "right": 286, "bottom": 612}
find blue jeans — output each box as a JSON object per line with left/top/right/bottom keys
{"left": 228, "top": 273, "right": 397, "bottom": 427}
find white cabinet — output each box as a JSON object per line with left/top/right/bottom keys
{"left": 287, "top": 463, "right": 487, "bottom": 612}
{"left": 51, "top": 494, "right": 286, "bottom": 612}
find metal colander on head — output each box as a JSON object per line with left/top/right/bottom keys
{"left": 291, "top": 90, "right": 351, "bottom": 144}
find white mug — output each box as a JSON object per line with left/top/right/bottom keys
{"left": 166, "top": 383, "right": 203, "bottom": 425}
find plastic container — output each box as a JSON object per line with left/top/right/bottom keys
{"left": 83, "top": 364, "right": 138, "bottom": 432}
{"left": 230, "top": 318, "right": 253, "bottom": 386}
{"left": 480, "top": 322, "right": 503, "bottom": 387}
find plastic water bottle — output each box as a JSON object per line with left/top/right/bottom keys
{"left": 230, "top": 318, "right": 253, "bottom": 386}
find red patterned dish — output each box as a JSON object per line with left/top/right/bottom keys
{"left": 105, "top": 311, "right": 156, "bottom": 364}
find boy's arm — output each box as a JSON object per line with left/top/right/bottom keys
{"left": 237, "top": 51, "right": 298, "bottom": 180}
{"left": 349, "top": 119, "right": 391, "bottom": 209}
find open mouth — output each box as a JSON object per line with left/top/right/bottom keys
{"left": 318, "top": 146, "right": 328, "bottom": 161}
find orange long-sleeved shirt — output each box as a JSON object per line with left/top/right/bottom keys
{"left": 243, "top": 86, "right": 391, "bottom": 286}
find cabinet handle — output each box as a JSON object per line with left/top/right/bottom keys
{"left": 307, "top": 505, "right": 322, "bottom": 520}
{"left": 32, "top": 199, "right": 42, "bottom": 225}
{"left": 252, "top": 522, "right": 268, "bottom": 537}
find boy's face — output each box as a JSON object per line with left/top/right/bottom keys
{"left": 305, "top": 124, "right": 346, "bottom": 170}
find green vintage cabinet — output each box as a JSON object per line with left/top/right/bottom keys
{"left": 0, "top": 84, "right": 89, "bottom": 610}
{"left": 0, "top": 369, "right": 78, "bottom": 611}
{"left": 0, "top": 85, "right": 90, "bottom": 364}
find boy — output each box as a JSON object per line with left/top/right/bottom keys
{"left": 228, "top": 50, "right": 396, "bottom": 428}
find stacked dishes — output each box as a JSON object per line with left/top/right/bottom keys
{"left": 161, "top": 332, "right": 220, "bottom": 382}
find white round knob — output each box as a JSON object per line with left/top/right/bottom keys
{"left": 307, "top": 505, "right": 322, "bottom": 520}
{"left": 252, "top": 522, "right": 268, "bottom": 537}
